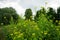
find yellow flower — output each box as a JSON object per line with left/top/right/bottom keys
{"left": 17, "top": 33, "right": 23, "bottom": 38}
{"left": 23, "top": 16, "right": 26, "bottom": 19}
{"left": 29, "top": 19, "right": 30, "bottom": 21}
{"left": 14, "top": 27, "right": 17, "bottom": 29}
{"left": 10, "top": 34, "right": 13, "bottom": 36}
{"left": 39, "top": 38, "right": 42, "bottom": 40}
{"left": 56, "top": 28, "right": 59, "bottom": 31}
{"left": 14, "top": 32, "right": 18, "bottom": 34}
{"left": 36, "top": 27, "right": 39, "bottom": 30}
{"left": 35, "top": 25, "right": 38, "bottom": 28}
{"left": 44, "top": 31, "right": 48, "bottom": 35}
{"left": 18, "top": 35, "right": 21, "bottom": 38}
{"left": 59, "top": 21, "right": 60, "bottom": 23}
{"left": 30, "top": 16, "right": 32, "bottom": 18}
{"left": 58, "top": 22, "right": 60, "bottom": 24}
{"left": 1, "top": 23, "right": 3, "bottom": 25}
{"left": 56, "top": 20, "right": 58, "bottom": 22}
{"left": 13, "top": 37, "right": 16, "bottom": 40}
{"left": 53, "top": 17, "right": 55, "bottom": 19}
{"left": 20, "top": 33, "right": 23, "bottom": 36}
{"left": 32, "top": 33, "right": 35, "bottom": 36}
{"left": 24, "top": 24, "right": 26, "bottom": 27}
{"left": 50, "top": 20, "right": 52, "bottom": 22}
{"left": 32, "top": 21, "right": 35, "bottom": 23}
{"left": 41, "top": 31, "right": 43, "bottom": 33}
{"left": 4, "top": 16, "right": 6, "bottom": 19}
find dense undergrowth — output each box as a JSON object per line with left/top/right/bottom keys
{"left": 0, "top": 14, "right": 60, "bottom": 40}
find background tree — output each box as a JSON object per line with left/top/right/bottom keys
{"left": 46, "top": 7, "right": 58, "bottom": 25}
{"left": 55, "top": 7, "right": 60, "bottom": 25}
{"left": 40, "top": 7, "right": 46, "bottom": 15}
{"left": 46, "top": 7, "right": 56, "bottom": 20}
{"left": 0, "top": 7, "right": 19, "bottom": 25}
{"left": 34, "top": 10, "right": 41, "bottom": 22}
{"left": 34, "top": 8, "right": 46, "bottom": 22}
{"left": 24, "top": 8, "right": 32, "bottom": 20}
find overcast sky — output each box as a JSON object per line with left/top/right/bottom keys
{"left": 0, "top": 0, "right": 60, "bottom": 16}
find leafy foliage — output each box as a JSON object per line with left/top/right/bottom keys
{"left": 0, "top": 7, "right": 60, "bottom": 40}
{"left": 0, "top": 7, "right": 19, "bottom": 25}
{"left": 34, "top": 8, "right": 46, "bottom": 22}
{"left": 24, "top": 8, "right": 33, "bottom": 20}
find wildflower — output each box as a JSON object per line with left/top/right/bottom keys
{"left": 14, "top": 32, "right": 18, "bottom": 34}
{"left": 56, "top": 20, "right": 58, "bottom": 22}
{"left": 20, "top": 33, "right": 23, "bottom": 36}
{"left": 4, "top": 16, "right": 6, "bottom": 19}
{"left": 36, "top": 27, "right": 39, "bottom": 30}
{"left": 24, "top": 24, "right": 26, "bottom": 27}
{"left": 17, "top": 33, "right": 23, "bottom": 38}
{"left": 14, "top": 27, "right": 17, "bottom": 29}
{"left": 41, "top": 31, "right": 43, "bottom": 33}
{"left": 18, "top": 35, "right": 21, "bottom": 38}
{"left": 58, "top": 22, "right": 60, "bottom": 24}
{"left": 44, "top": 31, "right": 48, "bottom": 35}
{"left": 53, "top": 17, "right": 55, "bottom": 19}
{"left": 29, "top": 19, "right": 30, "bottom": 21}
{"left": 1, "top": 23, "right": 4, "bottom": 25}
{"left": 30, "top": 16, "right": 32, "bottom": 18}
{"left": 32, "top": 33, "right": 35, "bottom": 36}
{"left": 35, "top": 25, "right": 38, "bottom": 28}
{"left": 10, "top": 34, "right": 13, "bottom": 36}
{"left": 39, "top": 38, "right": 42, "bottom": 40}
{"left": 56, "top": 28, "right": 59, "bottom": 31}
{"left": 23, "top": 16, "right": 26, "bottom": 19}
{"left": 13, "top": 37, "right": 16, "bottom": 40}
{"left": 50, "top": 20, "right": 52, "bottom": 22}
{"left": 59, "top": 21, "right": 60, "bottom": 23}
{"left": 33, "top": 21, "right": 35, "bottom": 23}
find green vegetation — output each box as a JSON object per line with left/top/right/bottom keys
{"left": 0, "top": 7, "right": 60, "bottom": 40}
{"left": 24, "top": 8, "right": 33, "bottom": 20}
{"left": 0, "top": 7, "right": 19, "bottom": 25}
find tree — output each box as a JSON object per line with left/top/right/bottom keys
{"left": 46, "top": 7, "right": 56, "bottom": 20}
{"left": 34, "top": 8, "right": 46, "bottom": 22}
{"left": 24, "top": 8, "right": 32, "bottom": 20}
{"left": 0, "top": 7, "right": 19, "bottom": 25}
{"left": 46, "top": 7, "right": 57, "bottom": 25}
{"left": 55, "top": 7, "right": 60, "bottom": 25}
{"left": 34, "top": 10, "right": 41, "bottom": 22}
{"left": 40, "top": 7, "right": 46, "bottom": 15}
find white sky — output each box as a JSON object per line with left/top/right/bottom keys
{"left": 0, "top": 0, "right": 60, "bottom": 16}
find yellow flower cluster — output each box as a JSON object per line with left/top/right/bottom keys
{"left": 44, "top": 31, "right": 48, "bottom": 35}
{"left": 4, "top": 16, "right": 6, "bottom": 19}
{"left": 56, "top": 20, "right": 58, "bottom": 22}
{"left": 32, "top": 33, "right": 35, "bottom": 36}
{"left": 34, "top": 25, "right": 39, "bottom": 30}
{"left": 56, "top": 28, "right": 59, "bottom": 31}
{"left": 1, "top": 23, "right": 4, "bottom": 25}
